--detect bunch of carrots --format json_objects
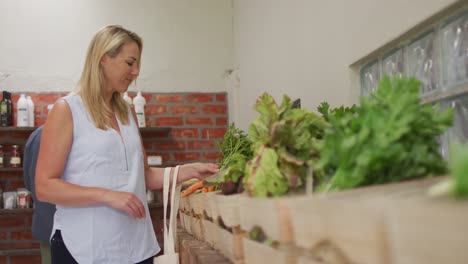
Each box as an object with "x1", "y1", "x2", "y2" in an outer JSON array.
[{"x1": 181, "y1": 181, "x2": 216, "y2": 197}]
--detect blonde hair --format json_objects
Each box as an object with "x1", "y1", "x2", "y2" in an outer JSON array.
[{"x1": 77, "y1": 25, "x2": 143, "y2": 129}]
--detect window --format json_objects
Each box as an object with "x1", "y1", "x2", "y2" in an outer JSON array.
[{"x1": 359, "y1": 7, "x2": 468, "y2": 157}]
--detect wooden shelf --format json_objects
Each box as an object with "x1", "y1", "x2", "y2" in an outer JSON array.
[
  {"x1": 0, "y1": 126, "x2": 36, "y2": 132},
  {"x1": 0, "y1": 167, "x2": 23, "y2": 172},
  {"x1": 0, "y1": 208, "x2": 33, "y2": 214}
]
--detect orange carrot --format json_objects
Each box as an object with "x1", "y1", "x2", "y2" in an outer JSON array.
[
  {"x1": 181, "y1": 181, "x2": 204, "y2": 197},
  {"x1": 208, "y1": 185, "x2": 216, "y2": 192},
  {"x1": 202, "y1": 187, "x2": 209, "y2": 193}
]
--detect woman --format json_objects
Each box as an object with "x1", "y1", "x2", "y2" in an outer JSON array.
[{"x1": 35, "y1": 25, "x2": 219, "y2": 264}]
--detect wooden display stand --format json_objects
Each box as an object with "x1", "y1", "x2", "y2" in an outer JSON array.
[{"x1": 179, "y1": 176, "x2": 468, "y2": 264}]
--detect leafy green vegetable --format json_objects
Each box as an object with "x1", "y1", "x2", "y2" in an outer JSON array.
[
  {"x1": 244, "y1": 147, "x2": 289, "y2": 197},
  {"x1": 244, "y1": 93, "x2": 328, "y2": 197},
  {"x1": 317, "y1": 102, "x2": 358, "y2": 122},
  {"x1": 316, "y1": 76, "x2": 453, "y2": 191},
  {"x1": 452, "y1": 145, "x2": 468, "y2": 198},
  {"x1": 428, "y1": 143, "x2": 468, "y2": 199},
  {"x1": 217, "y1": 123, "x2": 253, "y2": 183}
]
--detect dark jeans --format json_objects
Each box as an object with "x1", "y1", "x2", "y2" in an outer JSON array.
[{"x1": 50, "y1": 230, "x2": 154, "y2": 264}]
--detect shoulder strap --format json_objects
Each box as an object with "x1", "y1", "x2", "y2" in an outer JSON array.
[{"x1": 162, "y1": 165, "x2": 182, "y2": 254}]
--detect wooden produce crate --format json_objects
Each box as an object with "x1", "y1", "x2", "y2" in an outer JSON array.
[
  {"x1": 288, "y1": 177, "x2": 446, "y2": 264},
  {"x1": 189, "y1": 192, "x2": 204, "y2": 216},
  {"x1": 212, "y1": 224, "x2": 244, "y2": 264},
  {"x1": 201, "y1": 191, "x2": 219, "y2": 221},
  {"x1": 190, "y1": 214, "x2": 204, "y2": 241},
  {"x1": 290, "y1": 197, "x2": 388, "y2": 264},
  {"x1": 243, "y1": 237, "x2": 301, "y2": 264},
  {"x1": 180, "y1": 212, "x2": 193, "y2": 235},
  {"x1": 387, "y1": 198, "x2": 468, "y2": 264},
  {"x1": 214, "y1": 193, "x2": 243, "y2": 228},
  {"x1": 239, "y1": 196, "x2": 294, "y2": 243},
  {"x1": 201, "y1": 219, "x2": 219, "y2": 248},
  {"x1": 179, "y1": 195, "x2": 191, "y2": 214}
]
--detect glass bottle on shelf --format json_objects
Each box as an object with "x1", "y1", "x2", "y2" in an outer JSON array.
[
  {"x1": 10, "y1": 145, "x2": 21, "y2": 168},
  {"x1": 0, "y1": 144, "x2": 4, "y2": 168}
]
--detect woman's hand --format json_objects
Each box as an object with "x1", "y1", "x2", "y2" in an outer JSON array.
[
  {"x1": 99, "y1": 190, "x2": 146, "y2": 219},
  {"x1": 179, "y1": 163, "x2": 219, "y2": 182}
]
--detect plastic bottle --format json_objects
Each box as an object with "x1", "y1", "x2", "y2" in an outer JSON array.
[
  {"x1": 133, "y1": 91, "x2": 146, "y2": 128},
  {"x1": 123, "y1": 92, "x2": 133, "y2": 106},
  {"x1": 16, "y1": 94, "x2": 28, "y2": 127},
  {"x1": 26, "y1": 95, "x2": 34, "y2": 127}
]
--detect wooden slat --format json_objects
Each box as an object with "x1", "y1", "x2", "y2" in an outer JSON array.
[{"x1": 387, "y1": 198, "x2": 468, "y2": 264}]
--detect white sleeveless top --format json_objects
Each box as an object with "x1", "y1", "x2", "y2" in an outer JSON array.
[{"x1": 52, "y1": 94, "x2": 160, "y2": 264}]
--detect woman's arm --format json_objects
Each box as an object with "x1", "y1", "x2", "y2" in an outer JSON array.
[
  {"x1": 129, "y1": 109, "x2": 219, "y2": 190},
  {"x1": 35, "y1": 100, "x2": 145, "y2": 219},
  {"x1": 144, "y1": 162, "x2": 219, "y2": 190}
]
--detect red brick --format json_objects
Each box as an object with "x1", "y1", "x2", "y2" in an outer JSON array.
[
  {"x1": 7, "y1": 180, "x2": 25, "y2": 190},
  {"x1": 0, "y1": 242, "x2": 39, "y2": 250},
  {"x1": 146, "y1": 105, "x2": 167, "y2": 115},
  {"x1": 216, "y1": 94, "x2": 227, "y2": 102},
  {"x1": 142, "y1": 93, "x2": 153, "y2": 103},
  {"x1": 24, "y1": 215, "x2": 33, "y2": 226},
  {"x1": 155, "y1": 117, "x2": 183, "y2": 126},
  {"x1": 185, "y1": 117, "x2": 213, "y2": 126},
  {"x1": 0, "y1": 217, "x2": 26, "y2": 228},
  {"x1": 154, "y1": 94, "x2": 183, "y2": 103},
  {"x1": 11, "y1": 229, "x2": 33, "y2": 240},
  {"x1": 140, "y1": 130, "x2": 170, "y2": 138},
  {"x1": 203, "y1": 152, "x2": 221, "y2": 161},
  {"x1": 201, "y1": 128, "x2": 227, "y2": 139},
  {"x1": 171, "y1": 105, "x2": 199, "y2": 115},
  {"x1": 216, "y1": 117, "x2": 228, "y2": 126},
  {"x1": 187, "y1": 140, "x2": 217, "y2": 150},
  {"x1": 0, "y1": 171, "x2": 23, "y2": 179},
  {"x1": 201, "y1": 104, "x2": 227, "y2": 115},
  {"x1": 30, "y1": 94, "x2": 60, "y2": 104},
  {"x1": 0, "y1": 231, "x2": 7, "y2": 240},
  {"x1": 0, "y1": 256, "x2": 6, "y2": 264},
  {"x1": 143, "y1": 141, "x2": 154, "y2": 150},
  {"x1": 10, "y1": 94, "x2": 20, "y2": 103},
  {"x1": 145, "y1": 117, "x2": 152, "y2": 127},
  {"x1": 155, "y1": 141, "x2": 186, "y2": 151},
  {"x1": 9, "y1": 131, "x2": 31, "y2": 140},
  {"x1": 42, "y1": 105, "x2": 51, "y2": 115},
  {"x1": 35, "y1": 117, "x2": 47, "y2": 126},
  {"x1": 10, "y1": 255, "x2": 42, "y2": 264},
  {"x1": 173, "y1": 153, "x2": 201, "y2": 162},
  {"x1": 186, "y1": 94, "x2": 214, "y2": 103},
  {"x1": 170, "y1": 128, "x2": 199, "y2": 138}
]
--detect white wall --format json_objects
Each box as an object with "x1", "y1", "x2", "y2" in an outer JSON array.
[
  {"x1": 232, "y1": 0, "x2": 459, "y2": 130},
  {"x1": 0, "y1": 0, "x2": 233, "y2": 93}
]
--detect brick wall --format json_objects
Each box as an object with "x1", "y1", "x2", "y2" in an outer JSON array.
[{"x1": 0, "y1": 91, "x2": 227, "y2": 263}]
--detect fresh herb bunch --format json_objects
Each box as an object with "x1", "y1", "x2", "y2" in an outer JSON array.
[
  {"x1": 317, "y1": 102, "x2": 358, "y2": 122},
  {"x1": 316, "y1": 76, "x2": 453, "y2": 191},
  {"x1": 244, "y1": 93, "x2": 328, "y2": 197},
  {"x1": 217, "y1": 123, "x2": 253, "y2": 183}
]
